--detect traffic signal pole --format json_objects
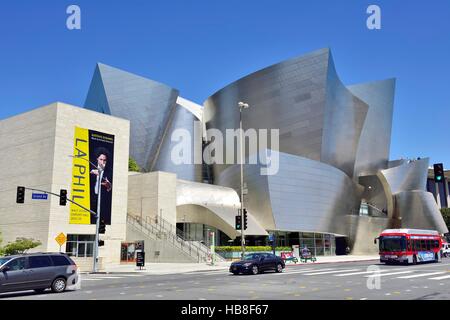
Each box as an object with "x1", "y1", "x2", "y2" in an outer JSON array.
[
  {"x1": 239, "y1": 105, "x2": 246, "y2": 259},
  {"x1": 93, "y1": 169, "x2": 103, "y2": 273}
]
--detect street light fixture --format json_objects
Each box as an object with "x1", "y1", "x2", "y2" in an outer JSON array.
[
  {"x1": 69, "y1": 154, "x2": 104, "y2": 273},
  {"x1": 238, "y1": 101, "x2": 250, "y2": 258}
]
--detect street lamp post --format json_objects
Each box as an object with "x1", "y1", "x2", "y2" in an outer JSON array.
[
  {"x1": 238, "y1": 101, "x2": 250, "y2": 258},
  {"x1": 70, "y1": 155, "x2": 104, "y2": 273}
]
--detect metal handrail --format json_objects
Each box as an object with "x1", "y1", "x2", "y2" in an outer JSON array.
[
  {"x1": 127, "y1": 214, "x2": 224, "y2": 262},
  {"x1": 127, "y1": 214, "x2": 210, "y2": 262}
]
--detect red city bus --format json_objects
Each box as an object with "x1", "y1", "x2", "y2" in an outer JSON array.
[{"x1": 375, "y1": 229, "x2": 443, "y2": 265}]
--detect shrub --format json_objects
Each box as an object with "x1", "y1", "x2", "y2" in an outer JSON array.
[{"x1": 2, "y1": 238, "x2": 42, "y2": 256}]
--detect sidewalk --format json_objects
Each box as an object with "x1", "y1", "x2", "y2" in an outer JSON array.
[{"x1": 87, "y1": 255, "x2": 379, "y2": 275}]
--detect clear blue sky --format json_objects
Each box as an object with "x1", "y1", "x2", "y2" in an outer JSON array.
[{"x1": 0, "y1": 0, "x2": 449, "y2": 168}]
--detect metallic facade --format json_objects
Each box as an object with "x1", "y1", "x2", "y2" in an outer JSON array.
[
  {"x1": 84, "y1": 48, "x2": 448, "y2": 254},
  {"x1": 84, "y1": 63, "x2": 203, "y2": 181}
]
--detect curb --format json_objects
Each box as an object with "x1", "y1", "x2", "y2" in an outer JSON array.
[
  {"x1": 79, "y1": 258, "x2": 380, "y2": 274},
  {"x1": 285, "y1": 258, "x2": 380, "y2": 268}
]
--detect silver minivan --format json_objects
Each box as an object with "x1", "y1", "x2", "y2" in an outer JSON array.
[{"x1": 0, "y1": 253, "x2": 80, "y2": 295}]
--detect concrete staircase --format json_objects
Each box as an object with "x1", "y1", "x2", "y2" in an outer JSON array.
[{"x1": 127, "y1": 214, "x2": 225, "y2": 263}]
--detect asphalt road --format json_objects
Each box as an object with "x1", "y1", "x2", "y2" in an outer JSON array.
[{"x1": 2, "y1": 258, "x2": 450, "y2": 300}]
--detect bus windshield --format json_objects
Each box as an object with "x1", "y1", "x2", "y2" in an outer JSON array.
[{"x1": 379, "y1": 236, "x2": 406, "y2": 252}]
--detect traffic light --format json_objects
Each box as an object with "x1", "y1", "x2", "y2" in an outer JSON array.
[
  {"x1": 243, "y1": 208, "x2": 248, "y2": 230},
  {"x1": 434, "y1": 163, "x2": 444, "y2": 182},
  {"x1": 59, "y1": 189, "x2": 67, "y2": 206},
  {"x1": 16, "y1": 186, "x2": 25, "y2": 204},
  {"x1": 99, "y1": 218, "x2": 106, "y2": 234},
  {"x1": 98, "y1": 240, "x2": 105, "y2": 247},
  {"x1": 235, "y1": 215, "x2": 242, "y2": 230}
]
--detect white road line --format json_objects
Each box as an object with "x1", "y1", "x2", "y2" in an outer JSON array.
[
  {"x1": 275, "y1": 268, "x2": 335, "y2": 276},
  {"x1": 429, "y1": 274, "x2": 450, "y2": 280},
  {"x1": 335, "y1": 270, "x2": 395, "y2": 277},
  {"x1": 304, "y1": 269, "x2": 361, "y2": 276},
  {"x1": 116, "y1": 274, "x2": 145, "y2": 277},
  {"x1": 365, "y1": 271, "x2": 413, "y2": 278},
  {"x1": 396, "y1": 272, "x2": 447, "y2": 279},
  {"x1": 88, "y1": 276, "x2": 124, "y2": 279},
  {"x1": 81, "y1": 279, "x2": 103, "y2": 281}
]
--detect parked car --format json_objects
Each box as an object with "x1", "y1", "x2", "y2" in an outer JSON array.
[
  {"x1": 0, "y1": 253, "x2": 79, "y2": 295},
  {"x1": 229, "y1": 252, "x2": 285, "y2": 275}
]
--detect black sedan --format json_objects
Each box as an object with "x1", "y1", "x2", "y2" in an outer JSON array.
[{"x1": 229, "y1": 253, "x2": 285, "y2": 275}]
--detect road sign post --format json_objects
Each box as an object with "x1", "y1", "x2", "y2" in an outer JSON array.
[{"x1": 55, "y1": 233, "x2": 67, "y2": 253}]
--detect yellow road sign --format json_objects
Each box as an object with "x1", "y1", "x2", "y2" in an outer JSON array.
[{"x1": 55, "y1": 233, "x2": 67, "y2": 247}]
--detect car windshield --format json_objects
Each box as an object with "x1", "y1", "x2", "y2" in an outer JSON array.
[
  {"x1": 380, "y1": 236, "x2": 406, "y2": 252},
  {"x1": 0, "y1": 257, "x2": 12, "y2": 266},
  {"x1": 243, "y1": 253, "x2": 261, "y2": 261}
]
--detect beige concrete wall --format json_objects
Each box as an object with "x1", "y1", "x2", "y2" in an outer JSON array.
[
  {"x1": 0, "y1": 104, "x2": 57, "y2": 250},
  {"x1": 126, "y1": 224, "x2": 197, "y2": 263},
  {"x1": 128, "y1": 171, "x2": 177, "y2": 226},
  {"x1": 0, "y1": 102, "x2": 130, "y2": 266}
]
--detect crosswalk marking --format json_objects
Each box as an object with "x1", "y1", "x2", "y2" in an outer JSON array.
[
  {"x1": 304, "y1": 269, "x2": 361, "y2": 276},
  {"x1": 429, "y1": 274, "x2": 450, "y2": 280},
  {"x1": 335, "y1": 270, "x2": 394, "y2": 277},
  {"x1": 396, "y1": 272, "x2": 447, "y2": 279},
  {"x1": 365, "y1": 271, "x2": 413, "y2": 278}
]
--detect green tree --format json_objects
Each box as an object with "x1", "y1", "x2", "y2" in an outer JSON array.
[
  {"x1": 441, "y1": 208, "x2": 450, "y2": 229},
  {"x1": 2, "y1": 238, "x2": 42, "y2": 256},
  {"x1": 128, "y1": 157, "x2": 141, "y2": 172}
]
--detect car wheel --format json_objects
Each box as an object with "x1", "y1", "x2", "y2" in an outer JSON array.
[
  {"x1": 276, "y1": 263, "x2": 283, "y2": 273},
  {"x1": 51, "y1": 277, "x2": 67, "y2": 293},
  {"x1": 34, "y1": 289, "x2": 46, "y2": 294},
  {"x1": 251, "y1": 265, "x2": 259, "y2": 275}
]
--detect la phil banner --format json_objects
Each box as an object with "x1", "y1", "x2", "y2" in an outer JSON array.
[{"x1": 70, "y1": 127, "x2": 115, "y2": 225}]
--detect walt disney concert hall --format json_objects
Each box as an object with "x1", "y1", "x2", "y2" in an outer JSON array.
[{"x1": 84, "y1": 48, "x2": 448, "y2": 255}]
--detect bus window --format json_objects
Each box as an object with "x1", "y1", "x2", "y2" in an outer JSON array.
[
  {"x1": 421, "y1": 240, "x2": 426, "y2": 250},
  {"x1": 426, "y1": 241, "x2": 431, "y2": 250}
]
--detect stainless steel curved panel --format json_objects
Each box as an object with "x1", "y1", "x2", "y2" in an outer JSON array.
[
  {"x1": 396, "y1": 191, "x2": 449, "y2": 234},
  {"x1": 84, "y1": 63, "x2": 179, "y2": 171},
  {"x1": 204, "y1": 48, "x2": 331, "y2": 181},
  {"x1": 349, "y1": 79, "x2": 396, "y2": 177},
  {"x1": 214, "y1": 151, "x2": 362, "y2": 235},
  {"x1": 321, "y1": 55, "x2": 369, "y2": 177},
  {"x1": 204, "y1": 48, "x2": 369, "y2": 181},
  {"x1": 176, "y1": 179, "x2": 267, "y2": 236},
  {"x1": 380, "y1": 158, "x2": 429, "y2": 194},
  {"x1": 153, "y1": 105, "x2": 203, "y2": 182}
]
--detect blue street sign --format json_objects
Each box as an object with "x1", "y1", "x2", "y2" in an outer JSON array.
[{"x1": 32, "y1": 193, "x2": 48, "y2": 200}]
